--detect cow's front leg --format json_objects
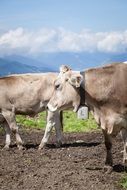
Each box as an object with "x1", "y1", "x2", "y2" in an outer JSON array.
[
  {"x1": 38, "y1": 111, "x2": 55, "y2": 150},
  {"x1": 102, "y1": 129, "x2": 113, "y2": 173},
  {"x1": 120, "y1": 128, "x2": 127, "y2": 165},
  {"x1": 54, "y1": 112, "x2": 64, "y2": 147}
]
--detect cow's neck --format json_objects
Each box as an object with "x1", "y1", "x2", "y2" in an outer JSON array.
[{"x1": 80, "y1": 70, "x2": 99, "y2": 111}]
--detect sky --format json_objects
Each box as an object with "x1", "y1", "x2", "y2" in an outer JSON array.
[{"x1": 0, "y1": 0, "x2": 127, "y2": 57}]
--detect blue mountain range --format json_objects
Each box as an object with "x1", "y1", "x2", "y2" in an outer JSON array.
[{"x1": 0, "y1": 52, "x2": 127, "y2": 76}]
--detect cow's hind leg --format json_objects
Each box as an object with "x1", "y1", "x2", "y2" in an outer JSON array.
[
  {"x1": 102, "y1": 129, "x2": 113, "y2": 173},
  {"x1": 2, "y1": 121, "x2": 11, "y2": 150},
  {"x1": 2, "y1": 110, "x2": 23, "y2": 150},
  {"x1": 120, "y1": 128, "x2": 127, "y2": 165}
]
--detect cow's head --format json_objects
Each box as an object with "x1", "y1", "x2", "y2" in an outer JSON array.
[{"x1": 48, "y1": 65, "x2": 83, "y2": 112}]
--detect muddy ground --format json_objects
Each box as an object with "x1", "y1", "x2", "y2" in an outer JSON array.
[{"x1": 0, "y1": 128, "x2": 126, "y2": 190}]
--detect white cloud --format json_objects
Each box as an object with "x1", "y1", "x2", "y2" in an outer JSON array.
[
  {"x1": 0, "y1": 27, "x2": 127, "y2": 56},
  {"x1": 97, "y1": 32, "x2": 127, "y2": 52}
]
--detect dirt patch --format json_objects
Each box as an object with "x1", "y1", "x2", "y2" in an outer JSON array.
[{"x1": 0, "y1": 129, "x2": 125, "y2": 190}]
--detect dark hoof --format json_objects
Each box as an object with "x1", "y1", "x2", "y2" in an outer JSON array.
[
  {"x1": 55, "y1": 141, "x2": 62, "y2": 148},
  {"x1": 103, "y1": 165, "x2": 113, "y2": 174}
]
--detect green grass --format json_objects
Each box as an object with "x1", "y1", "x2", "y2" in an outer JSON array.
[
  {"x1": 120, "y1": 175, "x2": 127, "y2": 189},
  {"x1": 16, "y1": 112, "x2": 46, "y2": 129},
  {"x1": 16, "y1": 111, "x2": 98, "y2": 132},
  {"x1": 63, "y1": 111, "x2": 98, "y2": 132}
]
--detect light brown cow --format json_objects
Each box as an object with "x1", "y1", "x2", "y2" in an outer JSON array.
[
  {"x1": 0, "y1": 73, "x2": 63, "y2": 150},
  {"x1": 48, "y1": 63, "x2": 127, "y2": 172}
]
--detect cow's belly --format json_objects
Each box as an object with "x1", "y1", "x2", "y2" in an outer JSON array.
[
  {"x1": 0, "y1": 114, "x2": 5, "y2": 123},
  {"x1": 15, "y1": 101, "x2": 47, "y2": 116},
  {"x1": 101, "y1": 112, "x2": 127, "y2": 136},
  {"x1": 111, "y1": 119, "x2": 127, "y2": 136}
]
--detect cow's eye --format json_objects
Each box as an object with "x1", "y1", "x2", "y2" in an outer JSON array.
[{"x1": 55, "y1": 84, "x2": 60, "y2": 90}]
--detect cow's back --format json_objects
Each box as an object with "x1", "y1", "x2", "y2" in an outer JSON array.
[
  {"x1": 82, "y1": 63, "x2": 127, "y2": 108},
  {"x1": 0, "y1": 73, "x2": 58, "y2": 114}
]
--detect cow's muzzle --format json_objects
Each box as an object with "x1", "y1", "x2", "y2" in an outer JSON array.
[{"x1": 47, "y1": 103, "x2": 58, "y2": 112}]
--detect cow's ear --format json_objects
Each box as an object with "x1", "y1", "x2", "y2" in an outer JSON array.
[
  {"x1": 59, "y1": 65, "x2": 72, "y2": 74},
  {"x1": 68, "y1": 75, "x2": 83, "y2": 88}
]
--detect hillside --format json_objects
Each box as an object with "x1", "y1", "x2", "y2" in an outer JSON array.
[{"x1": 0, "y1": 58, "x2": 48, "y2": 76}]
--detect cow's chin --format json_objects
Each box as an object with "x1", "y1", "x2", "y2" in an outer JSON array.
[
  {"x1": 47, "y1": 103, "x2": 58, "y2": 112},
  {"x1": 60, "y1": 104, "x2": 79, "y2": 112},
  {"x1": 47, "y1": 103, "x2": 79, "y2": 113}
]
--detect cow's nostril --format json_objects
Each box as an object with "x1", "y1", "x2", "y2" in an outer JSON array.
[{"x1": 47, "y1": 103, "x2": 50, "y2": 110}]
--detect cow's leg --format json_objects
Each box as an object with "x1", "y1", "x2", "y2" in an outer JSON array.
[
  {"x1": 2, "y1": 121, "x2": 11, "y2": 150},
  {"x1": 54, "y1": 111, "x2": 63, "y2": 147},
  {"x1": 39, "y1": 111, "x2": 63, "y2": 149},
  {"x1": 38, "y1": 111, "x2": 55, "y2": 150},
  {"x1": 120, "y1": 128, "x2": 127, "y2": 164},
  {"x1": 102, "y1": 129, "x2": 113, "y2": 173},
  {"x1": 2, "y1": 110, "x2": 23, "y2": 150}
]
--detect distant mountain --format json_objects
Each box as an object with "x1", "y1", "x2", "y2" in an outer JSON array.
[
  {"x1": 107, "y1": 53, "x2": 127, "y2": 63},
  {"x1": 5, "y1": 55, "x2": 56, "y2": 72},
  {"x1": 0, "y1": 58, "x2": 41, "y2": 76},
  {"x1": 36, "y1": 52, "x2": 127, "y2": 71},
  {"x1": 3, "y1": 52, "x2": 113, "y2": 72},
  {"x1": 1, "y1": 52, "x2": 127, "y2": 76}
]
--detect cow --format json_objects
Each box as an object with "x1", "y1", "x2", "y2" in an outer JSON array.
[
  {"x1": 0, "y1": 73, "x2": 63, "y2": 150},
  {"x1": 48, "y1": 63, "x2": 127, "y2": 172}
]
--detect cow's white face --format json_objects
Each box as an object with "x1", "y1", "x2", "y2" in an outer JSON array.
[{"x1": 48, "y1": 65, "x2": 83, "y2": 112}]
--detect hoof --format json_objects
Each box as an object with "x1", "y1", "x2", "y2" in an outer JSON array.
[
  {"x1": 18, "y1": 145, "x2": 25, "y2": 150},
  {"x1": 55, "y1": 141, "x2": 62, "y2": 148},
  {"x1": 2, "y1": 145, "x2": 10, "y2": 151},
  {"x1": 38, "y1": 143, "x2": 46, "y2": 150},
  {"x1": 123, "y1": 157, "x2": 127, "y2": 165},
  {"x1": 103, "y1": 165, "x2": 113, "y2": 174}
]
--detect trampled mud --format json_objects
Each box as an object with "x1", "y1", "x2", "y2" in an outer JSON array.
[{"x1": 0, "y1": 129, "x2": 125, "y2": 190}]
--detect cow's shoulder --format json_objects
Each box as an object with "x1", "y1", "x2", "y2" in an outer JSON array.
[
  {"x1": 85, "y1": 62, "x2": 121, "y2": 75},
  {"x1": 83, "y1": 63, "x2": 127, "y2": 105},
  {"x1": 84, "y1": 62, "x2": 126, "y2": 86}
]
